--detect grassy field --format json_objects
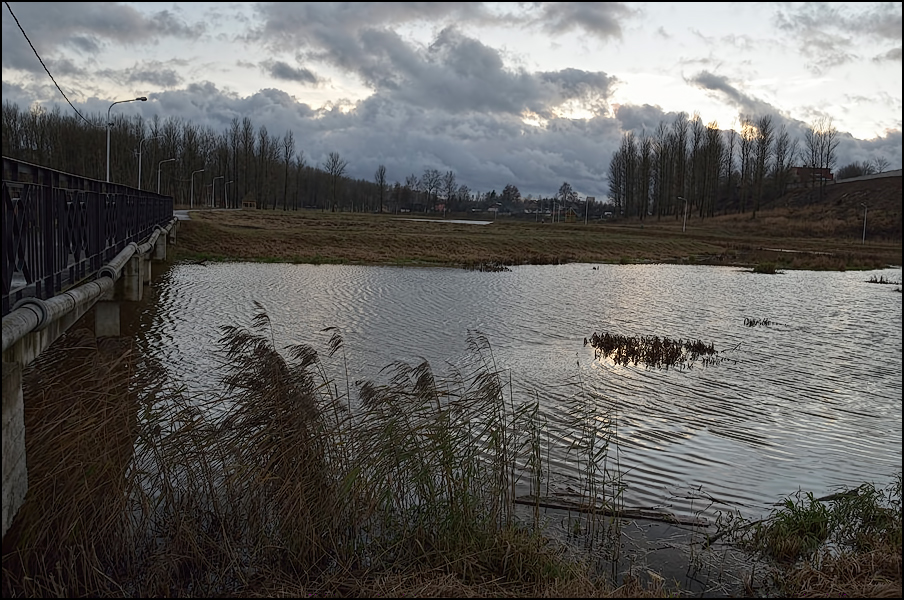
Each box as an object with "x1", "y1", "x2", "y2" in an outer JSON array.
[{"x1": 172, "y1": 206, "x2": 902, "y2": 272}]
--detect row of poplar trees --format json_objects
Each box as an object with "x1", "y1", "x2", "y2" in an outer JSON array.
[{"x1": 606, "y1": 112, "x2": 840, "y2": 221}]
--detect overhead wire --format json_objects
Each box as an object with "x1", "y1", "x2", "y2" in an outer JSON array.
[{"x1": 3, "y1": 1, "x2": 97, "y2": 127}]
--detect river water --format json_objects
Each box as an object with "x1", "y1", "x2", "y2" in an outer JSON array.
[{"x1": 129, "y1": 261, "x2": 903, "y2": 525}]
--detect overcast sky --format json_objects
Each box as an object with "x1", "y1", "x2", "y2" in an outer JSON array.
[{"x1": 2, "y1": 2, "x2": 901, "y2": 199}]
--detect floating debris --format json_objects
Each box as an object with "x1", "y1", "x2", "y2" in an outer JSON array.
[
  {"x1": 744, "y1": 317, "x2": 772, "y2": 327},
  {"x1": 586, "y1": 331, "x2": 720, "y2": 369},
  {"x1": 867, "y1": 275, "x2": 900, "y2": 285},
  {"x1": 464, "y1": 261, "x2": 511, "y2": 272}
]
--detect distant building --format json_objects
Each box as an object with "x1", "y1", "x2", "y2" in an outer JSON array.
[
  {"x1": 564, "y1": 206, "x2": 580, "y2": 222},
  {"x1": 790, "y1": 167, "x2": 834, "y2": 187}
]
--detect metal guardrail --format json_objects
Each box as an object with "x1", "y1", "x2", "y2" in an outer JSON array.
[{"x1": 2, "y1": 156, "x2": 174, "y2": 317}]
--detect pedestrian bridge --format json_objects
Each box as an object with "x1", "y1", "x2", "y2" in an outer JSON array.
[{"x1": 2, "y1": 156, "x2": 176, "y2": 539}]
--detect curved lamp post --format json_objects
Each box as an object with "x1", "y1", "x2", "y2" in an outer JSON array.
[
  {"x1": 190, "y1": 168, "x2": 205, "y2": 209},
  {"x1": 225, "y1": 180, "x2": 234, "y2": 209},
  {"x1": 678, "y1": 196, "x2": 688, "y2": 232},
  {"x1": 106, "y1": 96, "x2": 147, "y2": 182},
  {"x1": 137, "y1": 134, "x2": 163, "y2": 189},
  {"x1": 212, "y1": 175, "x2": 225, "y2": 208},
  {"x1": 860, "y1": 203, "x2": 868, "y2": 244},
  {"x1": 157, "y1": 158, "x2": 176, "y2": 194}
]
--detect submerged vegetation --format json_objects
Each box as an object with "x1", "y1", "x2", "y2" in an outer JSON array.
[
  {"x1": 585, "y1": 332, "x2": 720, "y2": 369},
  {"x1": 2, "y1": 306, "x2": 900, "y2": 598}
]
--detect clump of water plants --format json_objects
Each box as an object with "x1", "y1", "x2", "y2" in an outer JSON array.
[
  {"x1": 752, "y1": 262, "x2": 780, "y2": 274},
  {"x1": 713, "y1": 473, "x2": 902, "y2": 597},
  {"x1": 464, "y1": 260, "x2": 512, "y2": 272},
  {"x1": 585, "y1": 332, "x2": 720, "y2": 369}
]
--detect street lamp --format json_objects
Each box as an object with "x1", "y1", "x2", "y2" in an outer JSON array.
[
  {"x1": 157, "y1": 158, "x2": 175, "y2": 194},
  {"x1": 225, "y1": 180, "x2": 234, "y2": 208},
  {"x1": 190, "y1": 168, "x2": 205, "y2": 209},
  {"x1": 106, "y1": 96, "x2": 147, "y2": 182},
  {"x1": 678, "y1": 196, "x2": 688, "y2": 232},
  {"x1": 860, "y1": 203, "x2": 868, "y2": 244},
  {"x1": 137, "y1": 134, "x2": 163, "y2": 189},
  {"x1": 212, "y1": 175, "x2": 225, "y2": 208}
]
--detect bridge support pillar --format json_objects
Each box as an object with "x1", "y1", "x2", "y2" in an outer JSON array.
[
  {"x1": 154, "y1": 234, "x2": 167, "y2": 260},
  {"x1": 95, "y1": 301, "x2": 121, "y2": 338},
  {"x1": 142, "y1": 253, "x2": 152, "y2": 285},
  {"x1": 2, "y1": 362, "x2": 27, "y2": 539},
  {"x1": 123, "y1": 254, "x2": 143, "y2": 302}
]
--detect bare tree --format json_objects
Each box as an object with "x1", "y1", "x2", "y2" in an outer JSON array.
[
  {"x1": 652, "y1": 121, "x2": 671, "y2": 219},
  {"x1": 442, "y1": 170, "x2": 456, "y2": 212},
  {"x1": 293, "y1": 151, "x2": 306, "y2": 210},
  {"x1": 701, "y1": 120, "x2": 723, "y2": 217},
  {"x1": 738, "y1": 115, "x2": 755, "y2": 213},
  {"x1": 771, "y1": 124, "x2": 796, "y2": 199},
  {"x1": 405, "y1": 173, "x2": 419, "y2": 211},
  {"x1": 323, "y1": 151, "x2": 348, "y2": 212},
  {"x1": 639, "y1": 133, "x2": 653, "y2": 220},
  {"x1": 282, "y1": 130, "x2": 295, "y2": 211},
  {"x1": 723, "y1": 126, "x2": 737, "y2": 215},
  {"x1": 374, "y1": 164, "x2": 387, "y2": 214},
  {"x1": 804, "y1": 116, "x2": 840, "y2": 200},
  {"x1": 557, "y1": 181, "x2": 576, "y2": 221},
  {"x1": 456, "y1": 184, "x2": 471, "y2": 211},
  {"x1": 239, "y1": 117, "x2": 254, "y2": 204},
  {"x1": 752, "y1": 114, "x2": 774, "y2": 218},
  {"x1": 421, "y1": 168, "x2": 441, "y2": 212},
  {"x1": 871, "y1": 156, "x2": 890, "y2": 173}
]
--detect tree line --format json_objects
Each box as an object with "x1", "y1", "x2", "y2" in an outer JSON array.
[
  {"x1": 607, "y1": 112, "x2": 891, "y2": 222},
  {"x1": 1, "y1": 101, "x2": 540, "y2": 214},
  {"x1": 2, "y1": 101, "x2": 891, "y2": 219}
]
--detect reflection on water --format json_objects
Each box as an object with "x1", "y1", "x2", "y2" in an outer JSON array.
[{"x1": 129, "y1": 262, "x2": 903, "y2": 523}]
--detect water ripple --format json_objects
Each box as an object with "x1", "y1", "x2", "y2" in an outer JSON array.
[{"x1": 127, "y1": 262, "x2": 903, "y2": 522}]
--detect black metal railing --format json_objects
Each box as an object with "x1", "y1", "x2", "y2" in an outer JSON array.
[{"x1": 2, "y1": 156, "x2": 174, "y2": 317}]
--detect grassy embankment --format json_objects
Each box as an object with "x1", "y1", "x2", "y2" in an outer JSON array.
[
  {"x1": 2, "y1": 304, "x2": 901, "y2": 598},
  {"x1": 171, "y1": 205, "x2": 901, "y2": 272}
]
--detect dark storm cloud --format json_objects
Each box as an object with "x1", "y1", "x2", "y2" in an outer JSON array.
[
  {"x1": 264, "y1": 60, "x2": 321, "y2": 85},
  {"x1": 90, "y1": 79, "x2": 618, "y2": 199},
  {"x1": 126, "y1": 67, "x2": 184, "y2": 89},
  {"x1": 532, "y1": 2, "x2": 637, "y2": 39},
  {"x1": 614, "y1": 104, "x2": 672, "y2": 133},
  {"x1": 873, "y1": 47, "x2": 902, "y2": 62},
  {"x1": 687, "y1": 70, "x2": 778, "y2": 118},
  {"x1": 2, "y1": 2, "x2": 205, "y2": 73},
  {"x1": 309, "y1": 23, "x2": 619, "y2": 118},
  {"x1": 249, "y1": 2, "x2": 491, "y2": 50},
  {"x1": 835, "y1": 129, "x2": 903, "y2": 171}
]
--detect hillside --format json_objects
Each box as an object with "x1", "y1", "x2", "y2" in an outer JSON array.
[{"x1": 763, "y1": 173, "x2": 902, "y2": 241}]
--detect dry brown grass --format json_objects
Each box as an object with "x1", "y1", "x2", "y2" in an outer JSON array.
[
  {"x1": 171, "y1": 196, "x2": 901, "y2": 271},
  {"x1": 777, "y1": 543, "x2": 902, "y2": 598}
]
